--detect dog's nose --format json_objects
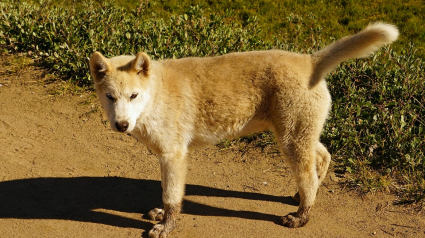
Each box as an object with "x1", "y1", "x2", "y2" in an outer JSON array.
[{"x1": 115, "y1": 121, "x2": 129, "y2": 132}]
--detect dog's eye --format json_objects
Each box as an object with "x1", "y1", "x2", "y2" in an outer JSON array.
[
  {"x1": 106, "y1": 93, "x2": 115, "y2": 101},
  {"x1": 130, "y1": 93, "x2": 138, "y2": 100}
]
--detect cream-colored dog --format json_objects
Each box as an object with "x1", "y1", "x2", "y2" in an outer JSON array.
[{"x1": 90, "y1": 23, "x2": 398, "y2": 237}]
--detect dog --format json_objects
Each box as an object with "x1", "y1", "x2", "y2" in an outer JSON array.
[{"x1": 89, "y1": 22, "x2": 398, "y2": 238}]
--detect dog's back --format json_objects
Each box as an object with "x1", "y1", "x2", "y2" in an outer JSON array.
[{"x1": 150, "y1": 50, "x2": 319, "y2": 146}]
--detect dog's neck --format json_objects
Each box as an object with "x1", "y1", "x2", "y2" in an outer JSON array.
[{"x1": 129, "y1": 61, "x2": 167, "y2": 152}]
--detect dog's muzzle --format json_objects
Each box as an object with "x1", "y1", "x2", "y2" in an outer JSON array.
[{"x1": 115, "y1": 121, "x2": 129, "y2": 132}]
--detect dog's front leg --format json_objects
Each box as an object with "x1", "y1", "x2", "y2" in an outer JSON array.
[{"x1": 148, "y1": 151, "x2": 187, "y2": 238}]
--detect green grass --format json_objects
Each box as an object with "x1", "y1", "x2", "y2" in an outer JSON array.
[
  {"x1": 0, "y1": 0, "x2": 423, "y2": 206},
  {"x1": 26, "y1": 0, "x2": 425, "y2": 58},
  {"x1": 0, "y1": 54, "x2": 33, "y2": 75},
  {"x1": 150, "y1": 0, "x2": 425, "y2": 58},
  {"x1": 324, "y1": 46, "x2": 425, "y2": 204}
]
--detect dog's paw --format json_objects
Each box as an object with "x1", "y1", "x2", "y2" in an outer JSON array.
[
  {"x1": 148, "y1": 208, "x2": 164, "y2": 221},
  {"x1": 149, "y1": 223, "x2": 168, "y2": 238},
  {"x1": 282, "y1": 213, "x2": 309, "y2": 228}
]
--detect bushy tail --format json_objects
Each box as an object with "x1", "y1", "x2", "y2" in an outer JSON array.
[{"x1": 309, "y1": 22, "x2": 399, "y2": 87}]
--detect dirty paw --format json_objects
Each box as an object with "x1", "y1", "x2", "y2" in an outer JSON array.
[
  {"x1": 149, "y1": 223, "x2": 168, "y2": 238},
  {"x1": 282, "y1": 214, "x2": 309, "y2": 228},
  {"x1": 148, "y1": 208, "x2": 164, "y2": 221}
]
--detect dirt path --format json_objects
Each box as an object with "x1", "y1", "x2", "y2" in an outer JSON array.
[{"x1": 0, "y1": 56, "x2": 423, "y2": 238}]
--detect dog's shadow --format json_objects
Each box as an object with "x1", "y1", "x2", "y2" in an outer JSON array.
[{"x1": 0, "y1": 177, "x2": 297, "y2": 231}]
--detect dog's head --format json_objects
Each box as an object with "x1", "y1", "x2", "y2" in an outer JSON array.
[{"x1": 89, "y1": 52, "x2": 152, "y2": 133}]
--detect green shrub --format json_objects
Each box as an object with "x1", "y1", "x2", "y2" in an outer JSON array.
[
  {"x1": 324, "y1": 45, "x2": 424, "y2": 203},
  {"x1": 0, "y1": 1, "x2": 269, "y2": 85}
]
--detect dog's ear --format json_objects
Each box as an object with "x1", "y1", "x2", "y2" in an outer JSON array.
[
  {"x1": 132, "y1": 52, "x2": 150, "y2": 77},
  {"x1": 89, "y1": 52, "x2": 111, "y2": 83}
]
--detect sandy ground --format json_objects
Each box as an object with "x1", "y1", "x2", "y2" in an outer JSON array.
[{"x1": 0, "y1": 55, "x2": 424, "y2": 238}]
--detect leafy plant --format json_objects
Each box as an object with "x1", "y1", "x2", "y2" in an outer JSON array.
[
  {"x1": 323, "y1": 45, "x2": 425, "y2": 204},
  {"x1": 0, "y1": 1, "x2": 268, "y2": 85}
]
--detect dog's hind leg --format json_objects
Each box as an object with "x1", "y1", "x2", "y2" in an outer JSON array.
[
  {"x1": 148, "y1": 149, "x2": 188, "y2": 238},
  {"x1": 316, "y1": 142, "x2": 331, "y2": 184},
  {"x1": 280, "y1": 140, "x2": 319, "y2": 228},
  {"x1": 293, "y1": 142, "x2": 331, "y2": 203}
]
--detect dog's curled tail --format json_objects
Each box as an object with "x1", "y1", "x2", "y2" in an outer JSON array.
[{"x1": 310, "y1": 22, "x2": 399, "y2": 87}]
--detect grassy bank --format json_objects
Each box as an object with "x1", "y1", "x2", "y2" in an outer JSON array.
[
  {"x1": 27, "y1": 0, "x2": 425, "y2": 58},
  {"x1": 0, "y1": 0, "x2": 423, "y2": 205}
]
